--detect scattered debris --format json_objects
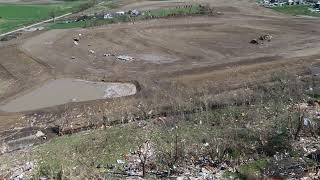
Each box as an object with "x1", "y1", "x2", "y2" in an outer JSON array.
[
  {"x1": 117, "y1": 159, "x2": 125, "y2": 164},
  {"x1": 73, "y1": 37, "x2": 80, "y2": 46},
  {"x1": 123, "y1": 141, "x2": 155, "y2": 177},
  {"x1": 103, "y1": 53, "x2": 112, "y2": 57},
  {"x1": 76, "y1": 15, "x2": 89, "y2": 22},
  {"x1": 265, "y1": 157, "x2": 308, "y2": 179},
  {"x1": 0, "y1": 143, "x2": 9, "y2": 154},
  {"x1": 117, "y1": 55, "x2": 134, "y2": 61},
  {"x1": 250, "y1": 34, "x2": 272, "y2": 45},
  {"x1": 116, "y1": 11, "x2": 125, "y2": 16},
  {"x1": 10, "y1": 161, "x2": 35, "y2": 180},
  {"x1": 303, "y1": 117, "x2": 312, "y2": 126},
  {"x1": 203, "y1": 142, "x2": 210, "y2": 147},
  {"x1": 0, "y1": 33, "x2": 21, "y2": 41},
  {"x1": 130, "y1": 9, "x2": 141, "y2": 17},
  {"x1": 306, "y1": 149, "x2": 320, "y2": 162},
  {"x1": 35, "y1": 131, "x2": 45, "y2": 138},
  {"x1": 24, "y1": 27, "x2": 44, "y2": 32},
  {"x1": 259, "y1": 34, "x2": 272, "y2": 41},
  {"x1": 104, "y1": 13, "x2": 113, "y2": 19},
  {"x1": 250, "y1": 39, "x2": 259, "y2": 45}
]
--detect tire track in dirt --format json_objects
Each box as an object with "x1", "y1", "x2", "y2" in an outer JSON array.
[{"x1": 18, "y1": 45, "x2": 55, "y2": 76}]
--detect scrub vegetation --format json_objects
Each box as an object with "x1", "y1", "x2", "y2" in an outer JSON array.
[{"x1": 4, "y1": 73, "x2": 319, "y2": 179}]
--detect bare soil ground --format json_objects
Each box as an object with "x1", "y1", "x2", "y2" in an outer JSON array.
[
  {"x1": 0, "y1": 0, "x2": 320, "y2": 150},
  {"x1": 20, "y1": 7, "x2": 320, "y2": 91}
]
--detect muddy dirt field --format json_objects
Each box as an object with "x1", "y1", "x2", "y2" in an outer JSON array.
[{"x1": 1, "y1": 0, "x2": 320, "y2": 149}]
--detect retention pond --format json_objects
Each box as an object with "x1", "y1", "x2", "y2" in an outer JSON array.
[{"x1": 0, "y1": 78, "x2": 137, "y2": 112}]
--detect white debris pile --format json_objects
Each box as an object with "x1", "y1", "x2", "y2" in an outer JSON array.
[
  {"x1": 10, "y1": 161, "x2": 35, "y2": 180},
  {"x1": 104, "y1": 53, "x2": 116, "y2": 57},
  {"x1": 73, "y1": 34, "x2": 82, "y2": 46},
  {"x1": 24, "y1": 27, "x2": 44, "y2": 32},
  {"x1": 117, "y1": 55, "x2": 134, "y2": 61},
  {"x1": 292, "y1": 137, "x2": 320, "y2": 157},
  {"x1": 35, "y1": 131, "x2": 45, "y2": 138}
]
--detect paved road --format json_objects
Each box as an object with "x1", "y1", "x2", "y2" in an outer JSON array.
[{"x1": 0, "y1": 13, "x2": 72, "y2": 37}]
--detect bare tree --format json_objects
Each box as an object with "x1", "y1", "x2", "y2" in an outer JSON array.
[
  {"x1": 49, "y1": 10, "x2": 56, "y2": 23},
  {"x1": 137, "y1": 141, "x2": 152, "y2": 177}
]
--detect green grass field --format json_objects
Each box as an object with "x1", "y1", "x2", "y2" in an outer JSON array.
[
  {"x1": 49, "y1": 5, "x2": 205, "y2": 30},
  {"x1": 0, "y1": 1, "x2": 89, "y2": 33},
  {"x1": 272, "y1": 5, "x2": 320, "y2": 17}
]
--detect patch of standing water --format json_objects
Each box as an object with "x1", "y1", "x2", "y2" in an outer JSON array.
[
  {"x1": 0, "y1": 78, "x2": 137, "y2": 112},
  {"x1": 138, "y1": 54, "x2": 178, "y2": 64}
]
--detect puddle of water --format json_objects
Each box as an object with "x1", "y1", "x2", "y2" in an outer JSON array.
[
  {"x1": 0, "y1": 78, "x2": 137, "y2": 112},
  {"x1": 139, "y1": 54, "x2": 178, "y2": 64}
]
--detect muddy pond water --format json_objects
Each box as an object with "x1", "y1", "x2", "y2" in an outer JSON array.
[{"x1": 0, "y1": 78, "x2": 137, "y2": 112}]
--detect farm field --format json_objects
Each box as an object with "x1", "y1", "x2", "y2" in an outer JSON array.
[{"x1": 0, "y1": 0, "x2": 89, "y2": 33}]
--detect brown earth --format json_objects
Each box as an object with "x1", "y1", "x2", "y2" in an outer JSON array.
[{"x1": 0, "y1": 0, "x2": 320, "y2": 147}]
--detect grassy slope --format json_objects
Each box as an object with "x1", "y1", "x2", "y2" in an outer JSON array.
[
  {"x1": 32, "y1": 120, "x2": 221, "y2": 177},
  {"x1": 0, "y1": 1, "x2": 87, "y2": 33},
  {"x1": 272, "y1": 5, "x2": 320, "y2": 17},
  {"x1": 2, "y1": 107, "x2": 240, "y2": 178}
]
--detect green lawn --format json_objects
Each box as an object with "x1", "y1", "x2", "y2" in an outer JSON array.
[
  {"x1": 0, "y1": 1, "x2": 89, "y2": 33},
  {"x1": 272, "y1": 5, "x2": 320, "y2": 17}
]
